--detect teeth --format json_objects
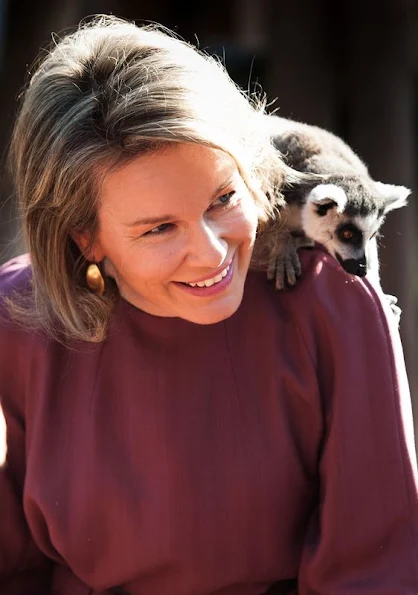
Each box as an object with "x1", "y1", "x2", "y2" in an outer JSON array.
[{"x1": 187, "y1": 265, "x2": 230, "y2": 288}]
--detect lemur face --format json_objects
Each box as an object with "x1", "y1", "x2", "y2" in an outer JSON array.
[{"x1": 301, "y1": 182, "x2": 410, "y2": 277}]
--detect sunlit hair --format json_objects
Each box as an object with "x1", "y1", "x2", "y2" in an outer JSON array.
[{"x1": 9, "y1": 14, "x2": 298, "y2": 342}]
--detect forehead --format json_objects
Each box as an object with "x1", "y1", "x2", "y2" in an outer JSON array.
[
  {"x1": 99, "y1": 143, "x2": 238, "y2": 216},
  {"x1": 105, "y1": 144, "x2": 237, "y2": 188},
  {"x1": 351, "y1": 212, "x2": 382, "y2": 233},
  {"x1": 330, "y1": 175, "x2": 386, "y2": 217}
]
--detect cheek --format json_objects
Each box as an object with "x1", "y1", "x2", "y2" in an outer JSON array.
[
  {"x1": 130, "y1": 245, "x2": 182, "y2": 284},
  {"x1": 101, "y1": 233, "x2": 177, "y2": 286},
  {"x1": 227, "y1": 197, "x2": 259, "y2": 239}
]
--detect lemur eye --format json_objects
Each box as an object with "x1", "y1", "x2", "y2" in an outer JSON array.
[
  {"x1": 316, "y1": 203, "x2": 333, "y2": 217},
  {"x1": 337, "y1": 225, "x2": 362, "y2": 245}
]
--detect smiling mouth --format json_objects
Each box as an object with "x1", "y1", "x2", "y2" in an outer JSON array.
[{"x1": 182, "y1": 265, "x2": 230, "y2": 288}]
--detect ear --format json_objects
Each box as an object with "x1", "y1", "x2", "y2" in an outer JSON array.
[
  {"x1": 307, "y1": 184, "x2": 347, "y2": 213},
  {"x1": 375, "y1": 182, "x2": 411, "y2": 213},
  {"x1": 71, "y1": 231, "x2": 104, "y2": 262}
]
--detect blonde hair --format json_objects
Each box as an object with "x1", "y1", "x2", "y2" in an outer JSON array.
[{"x1": 9, "y1": 14, "x2": 293, "y2": 342}]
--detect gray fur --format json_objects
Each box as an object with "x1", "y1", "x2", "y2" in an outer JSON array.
[{"x1": 261, "y1": 115, "x2": 410, "y2": 310}]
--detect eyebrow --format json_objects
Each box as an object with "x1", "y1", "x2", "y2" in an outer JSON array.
[{"x1": 124, "y1": 177, "x2": 235, "y2": 228}]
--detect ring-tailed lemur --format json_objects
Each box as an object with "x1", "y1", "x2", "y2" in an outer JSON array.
[{"x1": 258, "y1": 115, "x2": 410, "y2": 319}]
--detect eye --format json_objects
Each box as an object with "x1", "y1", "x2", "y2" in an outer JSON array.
[
  {"x1": 337, "y1": 224, "x2": 362, "y2": 245},
  {"x1": 316, "y1": 202, "x2": 334, "y2": 217},
  {"x1": 211, "y1": 191, "x2": 236, "y2": 209},
  {"x1": 143, "y1": 222, "x2": 173, "y2": 236}
]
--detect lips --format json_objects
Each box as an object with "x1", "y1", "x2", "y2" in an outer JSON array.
[
  {"x1": 175, "y1": 258, "x2": 235, "y2": 297},
  {"x1": 185, "y1": 265, "x2": 230, "y2": 288},
  {"x1": 184, "y1": 259, "x2": 233, "y2": 285}
]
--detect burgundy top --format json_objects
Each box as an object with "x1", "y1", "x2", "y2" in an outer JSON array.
[{"x1": 0, "y1": 248, "x2": 417, "y2": 595}]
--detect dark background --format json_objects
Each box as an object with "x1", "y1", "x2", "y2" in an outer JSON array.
[{"x1": 0, "y1": 0, "x2": 417, "y2": 417}]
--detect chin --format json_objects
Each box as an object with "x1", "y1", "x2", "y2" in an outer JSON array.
[{"x1": 182, "y1": 296, "x2": 243, "y2": 325}]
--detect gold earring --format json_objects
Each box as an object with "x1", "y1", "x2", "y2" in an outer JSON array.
[{"x1": 86, "y1": 263, "x2": 105, "y2": 296}]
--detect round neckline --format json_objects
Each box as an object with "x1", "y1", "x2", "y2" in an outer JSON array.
[
  {"x1": 108, "y1": 269, "x2": 268, "y2": 344},
  {"x1": 112, "y1": 294, "x2": 228, "y2": 345}
]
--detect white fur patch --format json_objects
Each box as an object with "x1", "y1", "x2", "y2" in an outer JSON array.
[
  {"x1": 353, "y1": 214, "x2": 380, "y2": 239},
  {"x1": 307, "y1": 184, "x2": 347, "y2": 213},
  {"x1": 301, "y1": 199, "x2": 343, "y2": 252},
  {"x1": 374, "y1": 182, "x2": 410, "y2": 212}
]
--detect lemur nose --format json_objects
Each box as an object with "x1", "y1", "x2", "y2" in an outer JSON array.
[{"x1": 341, "y1": 256, "x2": 367, "y2": 277}]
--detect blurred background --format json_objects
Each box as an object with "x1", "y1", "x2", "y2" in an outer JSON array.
[{"x1": 0, "y1": 0, "x2": 417, "y2": 416}]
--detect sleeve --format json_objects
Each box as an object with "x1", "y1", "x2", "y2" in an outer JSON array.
[
  {"x1": 0, "y1": 396, "x2": 53, "y2": 594},
  {"x1": 293, "y1": 252, "x2": 418, "y2": 594},
  {"x1": 0, "y1": 256, "x2": 53, "y2": 593}
]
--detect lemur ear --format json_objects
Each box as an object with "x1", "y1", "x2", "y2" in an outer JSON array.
[
  {"x1": 307, "y1": 184, "x2": 347, "y2": 213},
  {"x1": 375, "y1": 182, "x2": 411, "y2": 212}
]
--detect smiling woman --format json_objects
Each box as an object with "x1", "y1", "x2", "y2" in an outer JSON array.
[
  {"x1": 74, "y1": 144, "x2": 259, "y2": 324},
  {"x1": 0, "y1": 13, "x2": 417, "y2": 595},
  {"x1": 6, "y1": 14, "x2": 290, "y2": 343}
]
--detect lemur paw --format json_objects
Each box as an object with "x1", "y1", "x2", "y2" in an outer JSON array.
[
  {"x1": 267, "y1": 235, "x2": 313, "y2": 290},
  {"x1": 385, "y1": 294, "x2": 402, "y2": 326}
]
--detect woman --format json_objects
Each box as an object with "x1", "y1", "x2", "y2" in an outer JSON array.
[{"x1": 0, "y1": 14, "x2": 417, "y2": 595}]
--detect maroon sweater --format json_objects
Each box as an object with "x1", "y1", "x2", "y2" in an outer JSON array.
[{"x1": 0, "y1": 248, "x2": 417, "y2": 595}]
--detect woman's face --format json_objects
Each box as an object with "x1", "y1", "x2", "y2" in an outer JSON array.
[{"x1": 87, "y1": 143, "x2": 260, "y2": 324}]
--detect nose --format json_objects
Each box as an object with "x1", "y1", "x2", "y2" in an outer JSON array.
[
  {"x1": 340, "y1": 255, "x2": 367, "y2": 277},
  {"x1": 186, "y1": 221, "x2": 228, "y2": 268}
]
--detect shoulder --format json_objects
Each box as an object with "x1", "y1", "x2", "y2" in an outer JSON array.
[
  {"x1": 275, "y1": 246, "x2": 401, "y2": 368},
  {"x1": 0, "y1": 255, "x2": 71, "y2": 414},
  {"x1": 0, "y1": 253, "x2": 48, "y2": 364},
  {"x1": 0, "y1": 253, "x2": 32, "y2": 300},
  {"x1": 0, "y1": 255, "x2": 36, "y2": 411},
  {"x1": 249, "y1": 246, "x2": 387, "y2": 324},
  {"x1": 0, "y1": 253, "x2": 34, "y2": 337},
  {"x1": 283, "y1": 245, "x2": 390, "y2": 321},
  {"x1": 246, "y1": 245, "x2": 388, "y2": 328}
]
